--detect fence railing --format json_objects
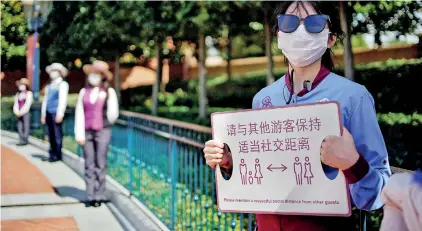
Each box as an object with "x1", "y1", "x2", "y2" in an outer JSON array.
[{"x1": 1, "y1": 104, "x2": 412, "y2": 231}]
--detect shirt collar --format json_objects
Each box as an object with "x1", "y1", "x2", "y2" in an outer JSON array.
[{"x1": 285, "y1": 66, "x2": 331, "y2": 97}]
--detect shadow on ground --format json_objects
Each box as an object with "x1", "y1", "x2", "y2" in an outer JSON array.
[
  {"x1": 54, "y1": 186, "x2": 87, "y2": 202},
  {"x1": 31, "y1": 153, "x2": 50, "y2": 162}
]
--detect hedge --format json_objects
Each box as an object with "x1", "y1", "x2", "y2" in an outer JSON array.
[{"x1": 121, "y1": 58, "x2": 422, "y2": 114}]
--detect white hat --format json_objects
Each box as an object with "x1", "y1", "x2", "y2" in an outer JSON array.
[{"x1": 46, "y1": 63, "x2": 68, "y2": 77}]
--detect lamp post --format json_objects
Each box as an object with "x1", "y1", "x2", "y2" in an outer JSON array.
[{"x1": 22, "y1": 0, "x2": 52, "y2": 102}]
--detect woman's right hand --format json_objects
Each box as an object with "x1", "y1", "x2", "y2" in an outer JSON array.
[
  {"x1": 41, "y1": 116, "x2": 46, "y2": 124},
  {"x1": 203, "y1": 140, "x2": 233, "y2": 169},
  {"x1": 77, "y1": 140, "x2": 85, "y2": 146}
]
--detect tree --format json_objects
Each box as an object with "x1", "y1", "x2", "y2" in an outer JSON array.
[
  {"x1": 246, "y1": 1, "x2": 279, "y2": 86},
  {"x1": 351, "y1": 1, "x2": 422, "y2": 47},
  {"x1": 1, "y1": 0, "x2": 29, "y2": 70},
  {"x1": 177, "y1": 1, "x2": 225, "y2": 119},
  {"x1": 263, "y1": 3, "x2": 275, "y2": 85},
  {"x1": 41, "y1": 1, "x2": 151, "y2": 100},
  {"x1": 144, "y1": 1, "x2": 192, "y2": 116},
  {"x1": 40, "y1": 1, "x2": 85, "y2": 68},
  {"x1": 213, "y1": 2, "x2": 258, "y2": 81},
  {"x1": 339, "y1": 0, "x2": 421, "y2": 80},
  {"x1": 70, "y1": 1, "x2": 150, "y2": 100},
  {"x1": 340, "y1": 1, "x2": 355, "y2": 80}
]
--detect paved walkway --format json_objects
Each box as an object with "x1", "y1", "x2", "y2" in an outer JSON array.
[{"x1": 1, "y1": 135, "x2": 125, "y2": 231}]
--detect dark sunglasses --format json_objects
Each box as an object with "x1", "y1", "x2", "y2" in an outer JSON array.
[{"x1": 277, "y1": 14, "x2": 331, "y2": 34}]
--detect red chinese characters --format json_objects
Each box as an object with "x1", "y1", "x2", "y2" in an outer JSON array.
[
  {"x1": 273, "y1": 139, "x2": 284, "y2": 152},
  {"x1": 250, "y1": 140, "x2": 260, "y2": 153},
  {"x1": 285, "y1": 138, "x2": 297, "y2": 151},
  {"x1": 261, "y1": 139, "x2": 272, "y2": 152},
  {"x1": 296, "y1": 119, "x2": 308, "y2": 132},
  {"x1": 260, "y1": 122, "x2": 271, "y2": 134},
  {"x1": 309, "y1": 117, "x2": 321, "y2": 131},
  {"x1": 238, "y1": 137, "x2": 310, "y2": 153},
  {"x1": 228, "y1": 116, "x2": 321, "y2": 154},
  {"x1": 239, "y1": 141, "x2": 249, "y2": 153},
  {"x1": 227, "y1": 124, "x2": 236, "y2": 136},
  {"x1": 226, "y1": 117, "x2": 321, "y2": 136},
  {"x1": 271, "y1": 120, "x2": 283, "y2": 133},
  {"x1": 283, "y1": 119, "x2": 295, "y2": 133},
  {"x1": 298, "y1": 137, "x2": 310, "y2": 150},
  {"x1": 238, "y1": 124, "x2": 247, "y2": 136},
  {"x1": 248, "y1": 123, "x2": 259, "y2": 135}
]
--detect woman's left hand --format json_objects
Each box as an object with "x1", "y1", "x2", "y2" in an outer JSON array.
[{"x1": 320, "y1": 126, "x2": 359, "y2": 170}]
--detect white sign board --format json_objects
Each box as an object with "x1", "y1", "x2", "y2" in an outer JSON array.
[{"x1": 211, "y1": 102, "x2": 351, "y2": 216}]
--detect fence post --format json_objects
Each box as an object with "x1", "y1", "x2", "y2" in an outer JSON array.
[
  {"x1": 170, "y1": 127, "x2": 178, "y2": 230},
  {"x1": 127, "y1": 117, "x2": 134, "y2": 195}
]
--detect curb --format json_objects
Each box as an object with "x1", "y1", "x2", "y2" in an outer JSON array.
[{"x1": 1, "y1": 130, "x2": 169, "y2": 231}]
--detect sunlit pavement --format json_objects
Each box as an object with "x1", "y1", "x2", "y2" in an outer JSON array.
[{"x1": 1, "y1": 136, "x2": 124, "y2": 231}]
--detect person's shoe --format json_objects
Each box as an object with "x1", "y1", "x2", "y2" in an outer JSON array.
[
  {"x1": 16, "y1": 142, "x2": 26, "y2": 146},
  {"x1": 48, "y1": 156, "x2": 59, "y2": 162},
  {"x1": 93, "y1": 200, "x2": 101, "y2": 207},
  {"x1": 85, "y1": 201, "x2": 92, "y2": 207}
]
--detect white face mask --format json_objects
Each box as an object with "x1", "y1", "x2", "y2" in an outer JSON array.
[
  {"x1": 49, "y1": 71, "x2": 61, "y2": 80},
  {"x1": 18, "y1": 85, "x2": 26, "y2": 91},
  {"x1": 278, "y1": 25, "x2": 330, "y2": 67},
  {"x1": 88, "y1": 73, "x2": 102, "y2": 86}
]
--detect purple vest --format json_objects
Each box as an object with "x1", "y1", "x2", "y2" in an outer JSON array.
[
  {"x1": 18, "y1": 91, "x2": 28, "y2": 109},
  {"x1": 83, "y1": 88, "x2": 106, "y2": 131}
]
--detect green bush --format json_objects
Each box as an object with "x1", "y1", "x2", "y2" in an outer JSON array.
[
  {"x1": 120, "y1": 85, "x2": 152, "y2": 109},
  {"x1": 353, "y1": 59, "x2": 422, "y2": 114},
  {"x1": 377, "y1": 113, "x2": 422, "y2": 170}
]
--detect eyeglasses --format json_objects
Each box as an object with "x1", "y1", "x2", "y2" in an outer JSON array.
[{"x1": 277, "y1": 14, "x2": 331, "y2": 33}]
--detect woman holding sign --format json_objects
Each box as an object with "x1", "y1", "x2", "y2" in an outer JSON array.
[{"x1": 203, "y1": 1, "x2": 391, "y2": 231}]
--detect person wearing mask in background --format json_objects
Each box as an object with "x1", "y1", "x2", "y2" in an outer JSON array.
[
  {"x1": 380, "y1": 170, "x2": 422, "y2": 231},
  {"x1": 13, "y1": 78, "x2": 33, "y2": 146},
  {"x1": 75, "y1": 60, "x2": 119, "y2": 207},
  {"x1": 203, "y1": 1, "x2": 391, "y2": 231},
  {"x1": 41, "y1": 63, "x2": 69, "y2": 162}
]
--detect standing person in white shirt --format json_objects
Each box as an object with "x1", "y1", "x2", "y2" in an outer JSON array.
[
  {"x1": 75, "y1": 60, "x2": 119, "y2": 207},
  {"x1": 41, "y1": 63, "x2": 69, "y2": 162},
  {"x1": 13, "y1": 78, "x2": 33, "y2": 146}
]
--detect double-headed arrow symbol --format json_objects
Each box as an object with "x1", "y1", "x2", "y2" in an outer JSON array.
[{"x1": 267, "y1": 164, "x2": 287, "y2": 172}]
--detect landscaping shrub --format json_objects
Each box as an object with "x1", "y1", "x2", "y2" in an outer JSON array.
[{"x1": 377, "y1": 113, "x2": 422, "y2": 170}]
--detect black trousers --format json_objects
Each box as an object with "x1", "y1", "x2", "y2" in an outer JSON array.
[{"x1": 46, "y1": 112, "x2": 63, "y2": 160}]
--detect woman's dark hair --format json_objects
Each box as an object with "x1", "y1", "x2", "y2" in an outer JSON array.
[{"x1": 273, "y1": 1, "x2": 345, "y2": 71}]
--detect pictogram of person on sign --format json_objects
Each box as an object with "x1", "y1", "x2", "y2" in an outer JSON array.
[
  {"x1": 240, "y1": 159, "x2": 248, "y2": 185},
  {"x1": 254, "y1": 158, "x2": 263, "y2": 184},
  {"x1": 304, "y1": 157, "x2": 314, "y2": 185},
  {"x1": 294, "y1": 157, "x2": 303, "y2": 185}
]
